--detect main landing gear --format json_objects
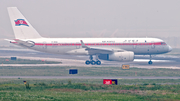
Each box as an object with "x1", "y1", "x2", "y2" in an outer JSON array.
[
  {"x1": 85, "y1": 55, "x2": 101, "y2": 65},
  {"x1": 148, "y1": 55, "x2": 153, "y2": 65}
]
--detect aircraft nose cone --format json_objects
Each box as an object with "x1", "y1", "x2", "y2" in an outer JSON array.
[{"x1": 168, "y1": 46, "x2": 172, "y2": 52}]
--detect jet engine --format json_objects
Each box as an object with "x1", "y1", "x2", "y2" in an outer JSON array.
[{"x1": 98, "y1": 51, "x2": 134, "y2": 62}]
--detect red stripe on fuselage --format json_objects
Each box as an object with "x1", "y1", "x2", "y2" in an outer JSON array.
[
  {"x1": 34, "y1": 42, "x2": 164, "y2": 46},
  {"x1": 10, "y1": 42, "x2": 17, "y2": 44}
]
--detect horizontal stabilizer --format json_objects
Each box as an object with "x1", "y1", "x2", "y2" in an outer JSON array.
[
  {"x1": 4, "y1": 39, "x2": 14, "y2": 42},
  {"x1": 14, "y1": 39, "x2": 35, "y2": 47}
]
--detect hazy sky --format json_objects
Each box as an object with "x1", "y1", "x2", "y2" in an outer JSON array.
[{"x1": 0, "y1": 0, "x2": 180, "y2": 40}]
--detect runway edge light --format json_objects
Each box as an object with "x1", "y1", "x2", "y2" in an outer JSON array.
[
  {"x1": 23, "y1": 81, "x2": 31, "y2": 89},
  {"x1": 23, "y1": 81, "x2": 27, "y2": 84}
]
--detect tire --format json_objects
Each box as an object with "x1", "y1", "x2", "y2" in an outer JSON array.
[
  {"x1": 96, "y1": 60, "x2": 101, "y2": 65},
  {"x1": 148, "y1": 61, "x2": 153, "y2": 65},
  {"x1": 91, "y1": 60, "x2": 96, "y2": 65},
  {"x1": 85, "y1": 60, "x2": 90, "y2": 65}
]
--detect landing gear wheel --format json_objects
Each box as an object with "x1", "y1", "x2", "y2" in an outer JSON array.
[
  {"x1": 148, "y1": 61, "x2": 153, "y2": 65},
  {"x1": 85, "y1": 60, "x2": 90, "y2": 65},
  {"x1": 96, "y1": 60, "x2": 101, "y2": 65},
  {"x1": 91, "y1": 60, "x2": 96, "y2": 65}
]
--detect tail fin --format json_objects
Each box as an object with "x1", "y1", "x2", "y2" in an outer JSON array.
[{"x1": 7, "y1": 7, "x2": 42, "y2": 39}]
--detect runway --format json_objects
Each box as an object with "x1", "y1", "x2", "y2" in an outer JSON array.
[
  {"x1": 0, "y1": 48, "x2": 180, "y2": 79},
  {"x1": 0, "y1": 48, "x2": 180, "y2": 69},
  {"x1": 1, "y1": 76, "x2": 180, "y2": 79}
]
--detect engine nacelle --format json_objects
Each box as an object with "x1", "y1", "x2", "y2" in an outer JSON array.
[{"x1": 98, "y1": 51, "x2": 134, "y2": 62}]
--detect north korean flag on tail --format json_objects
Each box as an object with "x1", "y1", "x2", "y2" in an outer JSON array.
[{"x1": 14, "y1": 19, "x2": 29, "y2": 26}]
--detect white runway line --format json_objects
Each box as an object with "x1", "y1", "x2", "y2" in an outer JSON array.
[
  {"x1": 135, "y1": 66, "x2": 180, "y2": 69},
  {"x1": 134, "y1": 59, "x2": 174, "y2": 62},
  {"x1": 0, "y1": 56, "x2": 85, "y2": 63}
]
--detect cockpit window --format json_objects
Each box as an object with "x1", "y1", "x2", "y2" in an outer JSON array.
[{"x1": 161, "y1": 42, "x2": 166, "y2": 45}]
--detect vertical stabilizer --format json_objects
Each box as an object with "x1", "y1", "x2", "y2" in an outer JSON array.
[{"x1": 7, "y1": 7, "x2": 42, "y2": 39}]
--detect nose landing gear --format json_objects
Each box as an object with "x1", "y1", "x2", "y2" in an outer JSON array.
[
  {"x1": 148, "y1": 55, "x2": 153, "y2": 65},
  {"x1": 85, "y1": 55, "x2": 101, "y2": 65},
  {"x1": 148, "y1": 60, "x2": 153, "y2": 64}
]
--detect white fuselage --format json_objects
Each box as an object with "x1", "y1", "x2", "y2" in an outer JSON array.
[{"x1": 13, "y1": 37, "x2": 172, "y2": 56}]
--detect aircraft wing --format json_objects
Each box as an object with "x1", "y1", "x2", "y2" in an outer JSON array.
[{"x1": 80, "y1": 40, "x2": 125, "y2": 55}]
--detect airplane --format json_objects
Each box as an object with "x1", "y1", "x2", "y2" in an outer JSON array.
[{"x1": 6, "y1": 7, "x2": 172, "y2": 65}]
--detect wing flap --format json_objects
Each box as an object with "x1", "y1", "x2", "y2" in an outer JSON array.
[{"x1": 80, "y1": 40, "x2": 125, "y2": 55}]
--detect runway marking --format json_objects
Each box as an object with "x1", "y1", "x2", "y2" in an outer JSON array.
[{"x1": 134, "y1": 59, "x2": 174, "y2": 62}]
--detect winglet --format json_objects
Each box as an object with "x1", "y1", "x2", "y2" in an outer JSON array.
[
  {"x1": 4, "y1": 39, "x2": 14, "y2": 42},
  {"x1": 80, "y1": 40, "x2": 88, "y2": 48}
]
